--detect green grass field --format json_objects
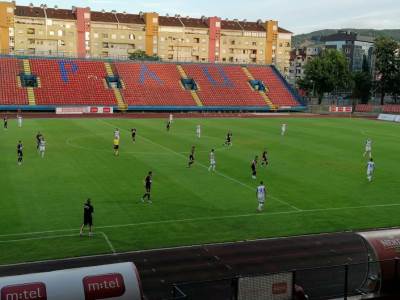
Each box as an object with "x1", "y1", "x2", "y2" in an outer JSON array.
[{"x1": 0, "y1": 116, "x2": 399, "y2": 265}]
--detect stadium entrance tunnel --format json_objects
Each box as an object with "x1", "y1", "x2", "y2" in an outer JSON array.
[
  {"x1": 249, "y1": 79, "x2": 266, "y2": 92},
  {"x1": 20, "y1": 73, "x2": 38, "y2": 88},
  {"x1": 181, "y1": 78, "x2": 198, "y2": 91},
  {"x1": 106, "y1": 75, "x2": 123, "y2": 89}
]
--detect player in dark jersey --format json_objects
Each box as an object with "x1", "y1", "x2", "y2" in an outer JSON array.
[
  {"x1": 223, "y1": 131, "x2": 232, "y2": 147},
  {"x1": 261, "y1": 150, "x2": 268, "y2": 167},
  {"x1": 188, "y1": 146, "x2": 195, "y2": 168},
  {"x1": 251, "y1": 156, "x2": 258, "y2": 179},
  {"x1": 3, "y1": 116, "x2": 8, "y2": 129},
  {"x1": 17, "y1": 140, "x2": 23, "y2": 165},
  {"x1": 142, "y1": 171, "x2": 153, "y2": 203},
  {"x1": 131, "y1": 128, "x2": 137, "y2": 142},
  {"x1": 166, "y1": 120, "x2": 171, "y2": 132},
  {"x1": 80, "y1": 198, "x2": 94, "y2": 236},
  {"x1": 36, "y1": 132, "x2": 43, "y2": 150}
]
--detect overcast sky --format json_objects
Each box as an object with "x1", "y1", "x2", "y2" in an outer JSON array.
[{"x1": 17, "y1": 0, "x2": 400, "y2": 34}]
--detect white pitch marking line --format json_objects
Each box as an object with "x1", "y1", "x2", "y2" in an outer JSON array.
[
  {"x1": 99, "y1": 231, "x2": 116, "y2": 255},
  {"x1": 0, "y1": 232, "x2": 116, "y2": 255},
  {"x1": 0, "y1": 233, "x2": 81, "y2": 244},
  {"x1": 99, "y1": 119, "x2": 301, "y2": 212},
  {"x1": 65, "y1": 136, "x2": 173, "y2": 156},
  {"x1": 65, "y1": 135, "x2": 227, "y2": 155},
  {"x1": 1, "y1": 203, "x2": 400, "y2": 240}
]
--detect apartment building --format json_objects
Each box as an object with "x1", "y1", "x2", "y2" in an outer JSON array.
[
  {"x1": 0, "y1": 1, "x2": 293, "y2": 75},
  {"x1": 288, "y1": 47, "x2": 322, "y2": 86},
  {"x1": 322, "y1": 30, "x2": 374, "y2": 72},
  {"x1": 276, "y1": 27, "x2": 292, "y2": 78}
]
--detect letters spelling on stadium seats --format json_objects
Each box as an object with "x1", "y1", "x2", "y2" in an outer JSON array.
[
  {"x1": 1, "y1": 282, "x2": 47, "y2": 300},
  {"x1": 83, "y1": 273, "x2": 125, "y2": 300}
]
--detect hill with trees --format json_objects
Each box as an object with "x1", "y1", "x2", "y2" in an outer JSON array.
[{"x1": 293, "y1": 29, "x2": 400, "y2": 48}]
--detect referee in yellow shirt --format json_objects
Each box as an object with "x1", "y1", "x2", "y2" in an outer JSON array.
[{"x1": 113, "y1": 137, "x2": 120, "y2": 156}]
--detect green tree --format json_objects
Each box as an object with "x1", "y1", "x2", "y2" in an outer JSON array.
[
  {"x1": 298, "y1": 49, "x2": 352, "y2": 104},
  {"x1": 128, "y1": 50, "x2": 160, "y2": 61},
  {"x1": 391, "y1": 66, "x2": 400, "y2": 103},
  {"x1": 352, "y1": 56, "x2": 372, "y2": 104},
  {"x1": 374, "y1": 36, "x2": 399, "y2": 104}
]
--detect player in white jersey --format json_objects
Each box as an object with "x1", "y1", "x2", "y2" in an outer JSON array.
[
  {"x1": 367, "y1": 158, "x2": 375, "y2": 182},
  {"x1": 256, "y1": 181, "x2": 266, "y2": 212},
  {"x1": 39, "y1": 137, "x2": 46, "y2": 158},
  {"x1": 196, "y1": 125, "x2": 201, "y2": 138},
  {"x1": 281, "y1": 123, "x2": 287, "y2": 136},
  {"x1": 17, "y1": 114, "x2": 23, "y2": 128},
  {"x1": 208, "y1": 149, "x2": 216, "y2": 172},
  {"x1": 114, "y1": 128, "x2": 120, "y2": 140},
  {"x1": 169, "y1": 113, "x2": 173, "y2": 123},
  {"x1": 363, "y1": 138, "x2": 372, "y2": 158}
]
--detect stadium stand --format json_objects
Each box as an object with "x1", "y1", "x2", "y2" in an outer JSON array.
[
  {"x1": 29, "y1": 58, "x2": 117, "y2": 106},
  {"x1": 383, "y1": 104, "x2": 400, "y2": 113},
  {"x1": 355, "y1": 104, "x2": 374, "y2": 112},
  {"x1": 182, "y1": 64, "x2": 267, "y2": 107},
  {"x1": 248, "y1": 65, "x2": 300, "y2": 107},
  {"x1": 0, "y1": 57, "x2": 28, "y2": 105},
  {"x1": 0, "y1": 56, "x2": 304, "y2": 109},
  {"x1": 114, "y1": 62, "x2": 197, "y2": 106}
]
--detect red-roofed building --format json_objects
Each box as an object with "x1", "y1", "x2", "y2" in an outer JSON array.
[{"x1": 0, "y1": 1, "x2": 293, "y2": 75}]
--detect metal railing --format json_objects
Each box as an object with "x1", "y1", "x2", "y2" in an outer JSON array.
[
  {"x1": 170, "y1": 258, "x2": 400, "y2": 300},
  {"x1": 0, "y1": 49, "x2": 271, "y2": 66}
]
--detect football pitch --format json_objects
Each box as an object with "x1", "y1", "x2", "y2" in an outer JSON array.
[{"x1": 0, "y1": 116, "x2": 399, "y2": 265}]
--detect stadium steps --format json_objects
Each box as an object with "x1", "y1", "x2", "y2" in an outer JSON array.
[
  {"x1": 104, "y1": 63, "x2": 113, "y2": 77},
  {"x1": 242, "y1": 66, "x2": 276, "y2": 110},
  {"x1": 177, "y1": 65, "x2": 203, "y2": 107},
  {"x1": 242, "y1": 66, "x2": 255, "y2": 81},
  {"x1": 176, "y1": 65, "x2": 188, "y2": 79},
  {"x1": 16, "y1": 76, "x2": 22, "y2": 88},
  {"x1": 22, "y1": 59, "x2": 36, "y2": 106},
  {"x1": 248, "y1": 66, "x2": 301, "y2": 108},
  {"x1": 104, "y1": 62, "x2": 128, "y2": 111},
  {"x1": 258, "y1": 91, "x2": 276, "y2": 110},
  {"x1": 22, "y1": 59, "x2": 32, "y2": 75}
]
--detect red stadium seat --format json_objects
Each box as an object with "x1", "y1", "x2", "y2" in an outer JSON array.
[
  {"x1": 115, "y1": 62, "x2": 196, "y2": 106},
  {"x1": 0, "y1": 58, "x2": 28, "y2": 105},
  {"x1": 0, "y1": 57, "x2": 302, "y2": 109},
  {"x1": 182, "y1": 64, "x2": 266, "y2": 106},
  {"x1": 247, "y1": 66, "x2": 300, "y2": 107},
  {"x1": 355, "y1": 104, "x2": 373, "y2": 112},
  {"x1": 30, "y1": 58, "x2": 117, "y2": 106},
  {"x1": 383, "y1": 104, "x2": 400, "y2": 113}
]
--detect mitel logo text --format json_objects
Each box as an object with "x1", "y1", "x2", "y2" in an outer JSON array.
[
  {"x1": 83, "y1": 273, "x2": 125, "y2": 300},
  {"x1": 1, "y1": 282, "x2": 47, "y2": 300}
]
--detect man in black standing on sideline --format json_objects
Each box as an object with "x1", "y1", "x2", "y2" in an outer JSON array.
[
  {"x1": 142, "y1": 171, "x2": 153, "y2": 203},
  {"x1": 80, "y1": 198, "x2": 94, "y2": 237}
]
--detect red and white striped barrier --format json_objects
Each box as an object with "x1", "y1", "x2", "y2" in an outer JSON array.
[
  {"x1": 56, "y1": 107, "x2": 114, "y2": 114},
  {"x1": 329, "y1": 106, "x2": 352, "y2": 113}
]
